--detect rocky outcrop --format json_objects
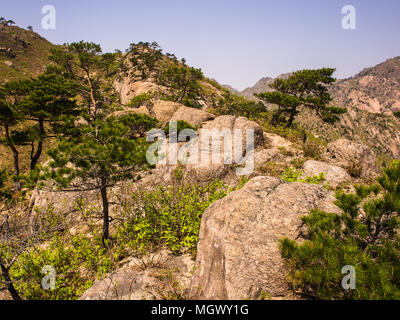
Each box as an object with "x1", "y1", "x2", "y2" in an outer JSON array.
[
  {"x1": 189, "y1": 176, "x2": 340, "y2": 299},
  {"x1": 170, "y1": 105, "x2": 215, "y2": 127},
  {"x1": 152, "y1": 100, "x2": 181, "y2": 124},
  {"x1": 170, "y1": 115, "x2": 265, "y2": 177},
  {"x1": 114, "y1": 79, "x2": 165, "y2": 105},
  {"x1": 79, "y1": 252, "x2": 194, "y2": 300},
  {"x1": 326, "y1": 138, "x2": 379, "y2": 179},
  {"x1": 302, "y1": 160, "x2": 351, "y2": 187},
  {"x1": 330, "y1": 56, "x2": 400, "y2": 115}
]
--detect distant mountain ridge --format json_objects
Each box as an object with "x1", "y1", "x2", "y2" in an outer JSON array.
[
  {"x1": 228, "y1": 57, "x2": 400, "y2": 114},
  {"x1": 226, "y1": 73, "x2": 291, "y2": 101},
  {"x1": 223, "y1": 57, "x2": 400, "y2": 159},
  {"x1": 330, "y1": 56, "x2": 400, "y2": 114}
]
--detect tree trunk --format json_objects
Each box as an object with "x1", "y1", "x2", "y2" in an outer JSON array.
[
  {"x1": 100, "y1": 183, "x2": 109, "y2": 245},
  {"x1": 4, "y1": 123, "x2": 20, "y2": 191},
  {"x1": 285, "y1": 107, "x2": 297, "y2": 129},
  {"x1": 30, "y1": 118, "x2": 44, "y2": 171},
  {"x1": 0, "y1": 263, "x2": 22, "y2": 300}
]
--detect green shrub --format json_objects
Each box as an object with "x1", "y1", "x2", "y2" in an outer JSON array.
[
  {"x1": 280, "y1": 161, "x2": 400, "y2": 300},
  {"x1": 280, "y1": 167, "x2": 303, "y2": 182},
  {"x1": 280, "y1": 167, "x2": 326, "y2": 184},
  {"x1": 11, "y1": 232, "x2": 116, "y2": 300},
  {"x1": 215, "y1": 93, "x2": 266, "y2": 120},
  {"x1": 117, "y1": 180, "x2": 230, "y2": 255},
  {"x1": 126, "y1": 92, "x2": 154, "y2": 108},
  {"x1": 164, "y1": 120, "x2": 196, "y2": 137},
  {"x1": 302, "y1": 141, "x2": 323, "y2": 159}
]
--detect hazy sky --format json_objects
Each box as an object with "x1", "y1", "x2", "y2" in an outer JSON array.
[{"x1": 1, "y1": 0, "x2": 400, "y2": 90}]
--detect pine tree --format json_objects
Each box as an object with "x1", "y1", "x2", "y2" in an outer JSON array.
[
  {"x1": 280, "y1": 160, "x2": 400, "y2": 299},
  {"x1": 0, "y1": 74, "x2": 77, "y2": 190},
  {"x1": 158, "y1": 65, "x2": 203, "y2": 105},
  {"x1": 49, "y1": 41, "x2": 117, "y2": 120},
  {"x1": 0, "y1": 80, "x2": 31, "y2": 190},
  {"x1": 256, "y1": 68, "x2": 346, "y2": 128},
  {"x1": 21, "y1": 73, "x2": 78, "y2": 170},
  {"x1": 45, "y1": 113, "x2": 157, "y2": 244}
]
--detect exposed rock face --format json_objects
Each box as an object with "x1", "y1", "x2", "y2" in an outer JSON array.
[
  {"x1": 170, "y1": 105, "x2": 215, "y2": 127},
  {"x1": 114, "y1": 79, "x2": 164, "y2": 105},
  {"x1": 152, "y1": 100, "x2": 181, "y2": 124},
  {"x1": 171, "y1": 115, "x2": 265, "y2": 177},
  {"x1": 200, "y1": 115, "x2": 265, "y2": 150},
  {"x1": 330, "y1": 56, "x2": 400, "y2": 115},
  {"x1": 79, "y1": 253, "x2": 194, "y2": 300},
  {"x1": 302, "y1": 160, "x2": 351, "y2": 187},
  {"x1": 189, "y1": 176, "x2": 340, "y2": 299},
  {"x1": 326, "y1": 138, "x2": 379, "y2": 179}
]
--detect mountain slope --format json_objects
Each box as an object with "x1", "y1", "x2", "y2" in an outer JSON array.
[
  {"x1": 230, "y1": 57, "x2": 400, "y2": 159},
  {"x1": 0, "y1": 25, "x2": 56, "y2": 83},
  {"x1": 330, "y1": 56, "x2": 400, "y2": 114}
]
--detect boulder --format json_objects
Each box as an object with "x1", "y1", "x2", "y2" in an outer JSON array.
[
  {"x1": 189, "y1": 176, "x2": 340, "y2": 299},
  {"x1": 79, "y1": 253, "x2": 194, "y2": 300},
  {"x1": 175, "y1": 115, "x2": 265, "y2": 176},
  {"x1": 302, "y1": 160, "x2": 351, "y2": 187},
  {"x1": 170, "y1": 105, "x2": 215, "y2": 127},
  {"x1": 152, "y1": 100, "x2": 181, "y2": 125},
  {"x1": 114, "y1": 79, "x2": 164, "y2": 105},
  {"x1": 326, "y1": 138, "x2": 378, "y2": 179},
  {"x1": 4, "y1": 60, "x2": 13, "y2": 68}
]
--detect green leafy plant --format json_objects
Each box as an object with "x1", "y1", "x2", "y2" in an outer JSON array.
[
  {"x1": 11, "y1": 232, "x2": 116, "y2": 300},
  {"x1": 280, "y1": 167, "x2": 325, "y2": 184},
  {"x1": 126, "y1": 92, "x2": 155, "y2": 108},
  {"x1": 117, "y1": 180, "x2": 230, "y2": 255}
]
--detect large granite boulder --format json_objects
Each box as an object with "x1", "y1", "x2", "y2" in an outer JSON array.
[
  {"x1": 189, "y1": 176, "x2": 340, "y2": 299},
  {"x1": 302, "y1": 160, "x2": 351, "y2": 188},
  {"x1": 80, "y1": 253, "x2": 194, "y2": 300},
  {"x1": 326, "y1": 138, "x2": 379, "y2": 179}
]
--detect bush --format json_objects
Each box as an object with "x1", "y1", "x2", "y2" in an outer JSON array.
[
  {"x1": 164, "y1": 120, "x2": 196, "y2": 137},
  {"x1": 345, "y1": 161, "x2": 363, "y2": 178},
  {"x1": 302, "y1": 141, "x2": 323, "y2": 159},
  {"x1": 280, "y1": 167, "x2": 326, "y2": 184},
  {"x1": 280, "y1": 161, "x2": 400, "y2": 300},
  {"x1": 117, "y1": 180, "x2": 231, "y2": 255},
  {"x1": 10, "y1": 232, "x2": 116, "y2": 300},
  {"x1": 126, "y1": 92, "x2": 155, "y2": 108},
  {"x1": 215, "y1": 93, "x2": 266, "y2": 120}
]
